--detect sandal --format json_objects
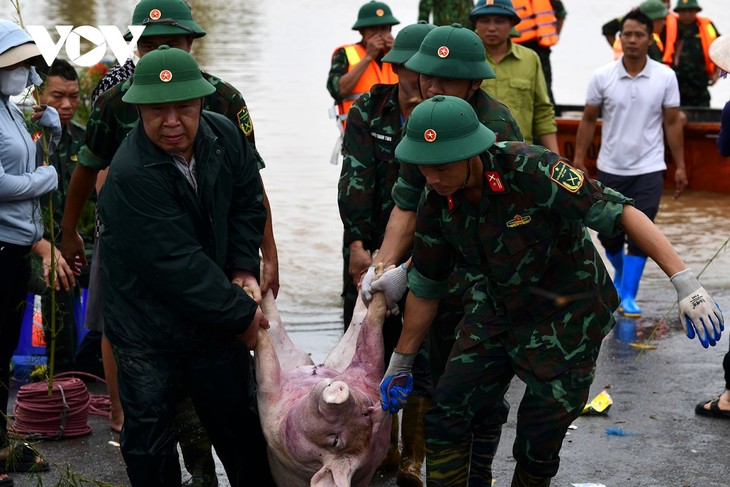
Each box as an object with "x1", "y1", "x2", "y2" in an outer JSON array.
[
  {"x1": 0, "y1": 442, "x2": 49, "y2": 473},
  {"x1": 695, "y1": 397, "x2": 730, "y2": 419}
]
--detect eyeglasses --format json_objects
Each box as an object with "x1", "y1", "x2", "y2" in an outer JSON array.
[{"x1": 141, "y1": 17, "x2": 195, "y2": 35}]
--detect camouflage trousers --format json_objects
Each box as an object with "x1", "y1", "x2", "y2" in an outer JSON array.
[{"x1": 425, "y1": 326, "x2": 600, "y2": 485}]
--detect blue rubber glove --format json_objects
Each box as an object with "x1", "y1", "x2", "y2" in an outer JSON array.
[
  {"x1": 379, "y1": 351, "x2": 415, "y2": 414},
  {"x1": 671, "y1": 269, "x2": 724, "y2": 348},
  {"x1": 370, "y1": 263, "x2": 408, "y2": 316}
]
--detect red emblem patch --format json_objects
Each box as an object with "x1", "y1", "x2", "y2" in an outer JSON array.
[
  {"x1": 447, "y1": 195, "x2": 455, "y2": 211},
  {"x1": 437, "y1": 46, "x2": 449, "y2": 58},
  {"x1": 149, "y1": 8, "x2": 162, "y2": 20},
  {"x1": 159, "y1": 69, "x2": 173, "y2": 82},
  {"x1": 485, "y1": 171, "x2": 505, "y2": 192},
  {"x1": 424, "y1": 129, "x2": 437, "y2": 142},
  {"x1": 376, "y1": 8, "x2": 384, "y2": 16}
]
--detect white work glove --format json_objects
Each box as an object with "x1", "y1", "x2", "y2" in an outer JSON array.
[
  {"x1": 370, "y1": 263, "x2": 408, "y2": 316},
  {"x1": 360, "y1": 265, "x2": 377, "y2": 303},
  {"x1": 670, "y1": 269, "x2": 724, "y2": 348}
]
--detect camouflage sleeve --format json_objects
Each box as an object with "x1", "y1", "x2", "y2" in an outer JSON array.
[
  {"x1": 551, "y1": 0, "x2": 567, "y2": 19},
  {"x1": 327, "y1": 47, "x2": 349, "y2": 102},
  {"x1": 418, "y1": 0, "x2": 433, "y2": 21},
  {"x1": 506, "y1": 146, "x2": 632, "y2": 236},
  {"x1": 338, "y1": 93, "x2": 376, "y2": 245},
  {"x1": 77, "y1": 93, "x2": 118, "y2": 170},
  {"x1": 391, "y1": 162, "x2": 426, "y2": 212},
  {"x1": 601, "y1": 17, "x2": 622, "y2": 38},
  {"x1": 206, "y1": 76, "x2": 265, "y2": 170},
  {"x1": 408, "y1": 190, "x2": 454, "y2": 299}
]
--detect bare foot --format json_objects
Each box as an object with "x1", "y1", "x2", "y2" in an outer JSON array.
[{"x1": 109, "y1": 414, "x2": 124, "y2": 434}]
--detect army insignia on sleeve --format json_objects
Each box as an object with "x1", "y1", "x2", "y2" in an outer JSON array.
[
  {"x1": 550, "y1": 161, "x2": 584, "y2": 193},
  {"x1": 237, "y1": 106, "x2": 253, "y2": 136}
]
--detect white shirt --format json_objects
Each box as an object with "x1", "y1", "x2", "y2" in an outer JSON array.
[{"x1": 585, "y1": 57, "x2": 680, "y2": 176}]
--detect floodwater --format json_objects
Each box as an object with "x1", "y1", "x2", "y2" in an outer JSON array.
[{"x1": 3, "y1": 0, "x2": 730, "y2": 362}]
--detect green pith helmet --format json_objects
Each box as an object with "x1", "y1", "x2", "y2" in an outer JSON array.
[
  {"x1": 405, "y1": 24, "x2": 496, "y2": 80},
  {"x1": 382, "y1": 21, "x2": 436, "y2": 65},
  {"x1": 395, "y1": 95, "x2": 496, "y2": 165},
  {"x1": 674, "y1": 0, "x2": 702, "y2": 11},
  {"x1": 469, "y1": 0, "x2": 521, "y2": 25},
  {"x1": 639, "y1": 0, "x2": 669, "y2": 20},
  {"x1": 124, "y1": 0, "x2": 207, "y2": 41},
  {"x1": 352, "y1": 1, "x2": 400, "y2": 30},
  {"x1": 122, "y1": 45, "x2": 215, "y2": 104}
]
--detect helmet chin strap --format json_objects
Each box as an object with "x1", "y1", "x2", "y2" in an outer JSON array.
[{"x1": 459, "y1": 158, "x2": 472, "y2": 190}]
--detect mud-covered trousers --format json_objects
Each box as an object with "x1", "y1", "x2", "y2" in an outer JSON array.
[
  {"x1": 425, "y1": 326, "x2": 600, "y2": 486},
  {"x1": 113, "y1": 340, "x2": 275, "y2": 487}
]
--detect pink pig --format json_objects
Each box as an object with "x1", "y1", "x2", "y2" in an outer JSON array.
[{"x1": 254, "y1": 289, "x2": 392, "y2": 486}]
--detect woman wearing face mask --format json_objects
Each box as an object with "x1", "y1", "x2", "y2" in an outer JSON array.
[{"x1": 0, "y1": 19, "x2": 64, "y2": 485}]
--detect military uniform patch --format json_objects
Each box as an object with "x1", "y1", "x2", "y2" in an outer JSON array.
[
  {"x1": 550, "y1": 161, "x2": 584, "y2": 193},
  {"x1": 237, "y1": 106, "x2": 253, "y2": 136}
]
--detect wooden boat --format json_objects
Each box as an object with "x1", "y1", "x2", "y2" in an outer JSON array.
[{"x1": 554, "y1": 105, "x2": 730, "y2": 194}]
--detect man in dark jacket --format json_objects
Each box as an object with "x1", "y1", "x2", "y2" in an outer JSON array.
[{"x1": 98, "y1": 46, "x2": 273, "y2": 486}]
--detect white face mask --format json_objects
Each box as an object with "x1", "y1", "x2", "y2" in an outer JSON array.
[{"x1": 0, "y1": 65, "x2": 30, "y2": 96}]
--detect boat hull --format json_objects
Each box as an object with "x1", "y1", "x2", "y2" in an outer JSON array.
[{"x1": 555, "y1": 106, "x2": 729, "y2": 194}]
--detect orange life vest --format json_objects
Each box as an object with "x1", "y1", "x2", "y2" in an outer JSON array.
[
  {"x1": 334, "y1": 43, "x2": 398, "y2": 130},
  {"x1": 663, "y1": 14, "x2": 718, "y2": 76},
  {"x1": 512, "y1": 0, "x2": 559, "y2": 48},
  {"x1": 612, "y1": 33, "x2": 665, "y2": 60}
]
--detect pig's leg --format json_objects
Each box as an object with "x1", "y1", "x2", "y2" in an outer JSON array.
[
  {"x1": 260, "y1": 289, "x2": 313, "y2": 369},
  {"x1": 346, "y1": 291, "x2": 387, "y2": 384},
  {"x1": 323, "y1": 292, "x2": 368, "y2": 371}
]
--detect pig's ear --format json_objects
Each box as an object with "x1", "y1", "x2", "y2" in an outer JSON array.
[{"x1": 311, "y1": 462, "x2": 354, "y2": 487}]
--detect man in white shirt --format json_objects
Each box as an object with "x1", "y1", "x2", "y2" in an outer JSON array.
[{"x1": 573, "y1": 8, "x2": 687, "y2": 318}]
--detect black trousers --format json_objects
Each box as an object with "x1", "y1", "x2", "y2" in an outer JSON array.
[
  {"x1": 113, "y1": 340, "x2": 274, "y2": 487},
  {"x1": 0, "y1": 241, "x2": 32, "y2": 446}
]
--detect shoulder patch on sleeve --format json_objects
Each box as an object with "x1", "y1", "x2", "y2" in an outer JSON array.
[
  {"x1": 237, "y1": 106, "x2": 253, "y2": 136},
  {"x1": 550, "y1": 160, "x2": 584, "y2": 193}
]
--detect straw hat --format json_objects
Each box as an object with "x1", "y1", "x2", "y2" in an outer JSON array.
[{"x1": 709, "y1": 36, "x2": 730, "y2": 73}]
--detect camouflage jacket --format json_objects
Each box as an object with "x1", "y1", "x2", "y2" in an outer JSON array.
[
  {"x1": 408, "y1": 142, "x2": 629, "y2": 375},
  {"x1": 33, "y1": 121, "x2": 94, "y2": 242},
  {"x1": 338, "y1": 83, "x2": 402, "y2": 249},
  {"x1": 78, "y1": 72, "x2": 264, "y2": 170},
  {"x1": 674, "y1": 20, "x2": 718, "y2": 107},
  {"x1": 417, "y1": 0, "x2": 474, "y2": 27},
  {"x1": 392, "y1": 89, "x2": 524, "y2": 211}
]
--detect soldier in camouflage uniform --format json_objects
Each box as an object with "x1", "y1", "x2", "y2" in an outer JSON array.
[
  {"x1": 667, "y1": 0, "x2": 720, "y2": 107},
  {"x1": 359, "y1": 23, "x2": 523, "y2": 485},
  {"x1": 58, "y1": 1, "x2": 277, "y2": 485},
  {"x1": 33, "y1": 59, "x2": 92, "y2": 373},
  {"x1": 338, "y1": 21, "x2": 436, "y2": 485},
  {"x1": 417, "y1": 0, "x2": 474, "y2": 27},
  {"x1": 375, "y1": 95, "x2": 724, "y2": 486}
]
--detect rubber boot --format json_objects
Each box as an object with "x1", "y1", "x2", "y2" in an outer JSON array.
[
  {"x1": 468, "y1": 423, "x2": 503, "y2": 486},
  {"x1": 605, "y1": 249, "x2": 624, "y2": 299},
  {"x1": 620, "y1": 255, "x2": 647, "y2": 318},
  {"x1": 511, "y1": 463, "x2": 551, "y2": 487},
  {"x1": 397, "y1": 397, "x2": 430, "y2": 487},
  {"x1": 378, "y1": 414, "x2": 400, "y2": 472},
  {"x1": 174, "y1": 395, "x2": 218, "y2": 487}
]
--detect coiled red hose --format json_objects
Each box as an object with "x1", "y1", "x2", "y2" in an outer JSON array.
[{"x1": 11, "y1": 372, "x2": 109, "y2": 439}]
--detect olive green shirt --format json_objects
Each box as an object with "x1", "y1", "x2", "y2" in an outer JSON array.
[{"x1": 481, "y1": 41, "x2": 557, "y2": 144}]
